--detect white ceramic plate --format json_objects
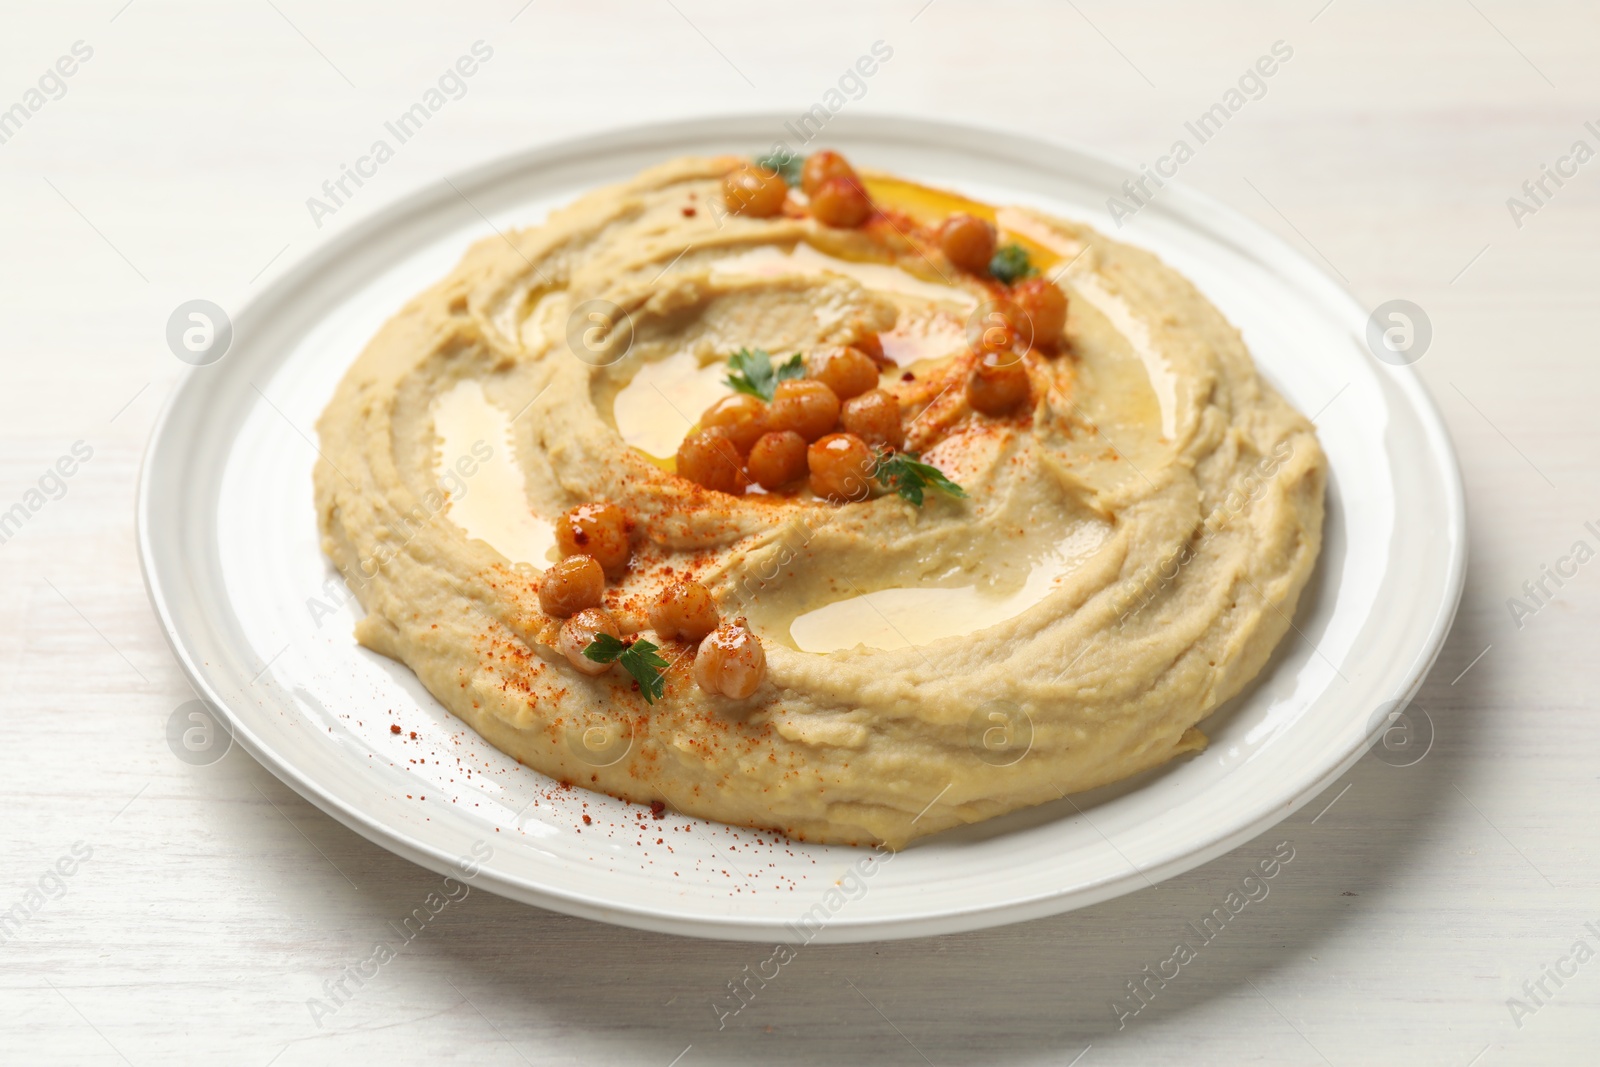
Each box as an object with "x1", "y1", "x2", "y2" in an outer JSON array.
[{"x1": 138, "y1": 114, "x2": 1465, "y2": 943}]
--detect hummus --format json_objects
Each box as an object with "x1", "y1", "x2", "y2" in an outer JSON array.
[{"x1": 313, "y1": 153, "x2": 1326, "y2": 848}]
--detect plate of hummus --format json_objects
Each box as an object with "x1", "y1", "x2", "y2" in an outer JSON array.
[{"x1": 139, "y1": 114, "x2": 1464, "y2": 941}]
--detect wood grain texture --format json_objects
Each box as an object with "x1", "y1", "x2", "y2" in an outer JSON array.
[{"x1": 2, "y1": 1, "x2": 1597, "y2": 1063}]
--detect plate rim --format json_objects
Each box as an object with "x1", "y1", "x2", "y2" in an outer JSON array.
[{"x1": 137, "y1": 111, "x2": 1468, "y2": 942}]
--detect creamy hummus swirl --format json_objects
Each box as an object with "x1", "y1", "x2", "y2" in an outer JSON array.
[{"x1": 314, "y1": 155, "x2": 1326, "y2": 848}]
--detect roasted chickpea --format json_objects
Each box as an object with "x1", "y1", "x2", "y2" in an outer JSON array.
[
  {"x1": 722, "y1": 163, "x2": 788, "y2": 218},
  {"x1": 807, "y1": 432, "x2": 876, "y2": 502},
  {"x1": 967, "y1": 351, "x2": 1031, "y2": 416},
  {"x1": 840, "y1": 388, "x2": 904, "y2": 451},
  {"x1": 558, "y1": 607, "x2": 620, "y2": 676},
  {"x1": 1011, "y1": 277, "x2": 1068, "y2": 348},
  {"x1": 693, "y1": 618, "x2": 767, "y2": 699},
  {"x1": 650, "y1": 580, "x2": 719, "y2": 642},
  {"x1": 809, "y1": 176, "x2": 872, "y2": 228},
  {"x1": 800, "y1": 150, "x2": 858, "y2": 196},
  {"x1": 939, "y1": 213, "x2": 997, "y2": 274},
  {"x1": 808, "y1": 345, "x2": 879, "y2": 400},
  {"x1": 538, "y1": 554, "x2": 605, "y2": 617},
  {"x1": 767, "y1": 379, "x2": 841, "y2": 442},
  {"x1": 676, "y1": 427, "x2": 746, "y2": 495},
  {"x1": 852, "y1": 332, "x2": 888, "y2": 366},
  {"x1": 698, "y1": 393, "x2": 768, "y2": 452},
  {"x1": 747, "y1": 430, "x2": 808, "y2": 489},
  {"x1": 555, "y1": 502, "x2": 630, "y2": 576}
]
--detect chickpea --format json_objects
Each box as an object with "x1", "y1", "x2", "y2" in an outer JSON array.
[
  {"x1": 967, "y1": 351, "x2": 1031, "y2": 416},
  {"x1": 852, "y1": 332, "x2": 887, "y2": 366},
  {"x1": 722, "y1": 164, "x2": 788, "y2": 218},
  {"x1": 555, "y1": 502, "x2": 630, "y2": 576},
  {"x1": 808, "y1": 345, "x2": 879, "y2": 400},
  {"x1": 840, "y1": 388, "x2": 904, "y2": 451},
  {"x1": 800, "y1": 150, "x2": 858, "y2": 196},
  {"x1": 747, "y1": 430, "x2": 809, "y2": 489},
  {"x1": 807, "y1": 433, "x2": 876, "y2": 502},
  {"x1": 538, "y1": 554, "x2": 605, "y2": 617},
  {"x1": 693, "y1": 618, "x2": 767, "y2": 699},
  {"x1": 698, "y1": 393, "x2": 768, "y2": 452},
  {"x1": 1010, "y1": 277, "x2": 1068, "y2": 348},
  {"x1": 809, "y1": 177, "x2": 872, "y2": 229},
  {"x1": 558, "y1": 607, "x2": 620, "y2": 676},
  {"x1": 650, "y1": 580, "x2": 719, "y2": 642},
  {"x1": 767, "y1": 379, "x2": 841, "y2": 442},
  {"x1": 939, "y1": 213, "x2": 997, "y2": 274},
  {"x1": 676, "y1": 427, "x2": 747, "y2": 495}
]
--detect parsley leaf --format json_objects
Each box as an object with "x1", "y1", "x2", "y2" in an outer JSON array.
[
  {"x1": 988, "y1": 243, "x2": 1037, "y2": 285},
  {"x1": 582, "y1": 633, "x2": 628, "y2": 663},
  {"x1": 872, "y1": 448, "x2": 967, "y2": 507},
  {"x1": 583, "y1": 634, "x2": 670, "y2": 704},
  {"x1": 724, "y1": 347, "x2": 805, "y2": 402},
  {"x1": 754, "y1": 150, "x2": 802, "y2": 187}
]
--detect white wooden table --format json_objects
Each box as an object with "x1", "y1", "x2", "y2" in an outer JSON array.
[{"x1": 3, "y1": 2, "x2": 1596, "y2": 1063}]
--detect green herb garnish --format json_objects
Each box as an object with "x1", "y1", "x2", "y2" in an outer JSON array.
[
  {"x1": 988, "y1": 243, "x2": 1037, "y2": 285},
  {"x1": 724, "y1": 347, "x2": 805, "y2": 402},
  {"x1": 754, "y1": 150, "x2": 802, "y2": 187},
  {"x1": 583, "y1": 633, "x2": 670, "y2": 704},
  {"x1": 873, "y1": 448, "x2": 967, "y2": 507}
]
